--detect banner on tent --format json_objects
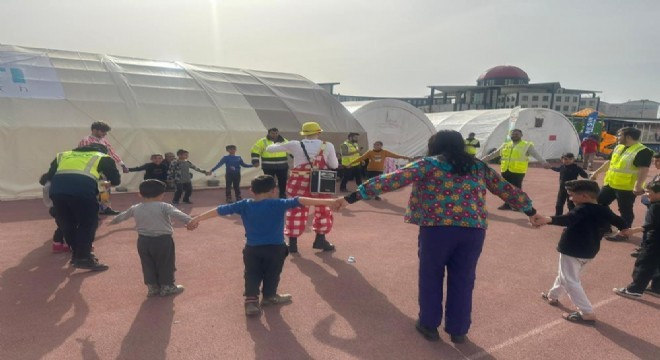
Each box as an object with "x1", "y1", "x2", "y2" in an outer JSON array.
[{"x1": 0, "y1": 52, "x2": 65, "y2": 99}]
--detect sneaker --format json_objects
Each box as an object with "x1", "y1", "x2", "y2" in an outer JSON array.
[
  {"x1": 236, "y1": 196, "x2": 243, "y2": 201},
  {"x1": 374, "y1": 196, "x2": 382, "y2": 201},
  {"x1": 613, "y1": 287, "x2": 642, "y2": 299},
  {"x1": 147, "y1": 284, "x2": 161, "y2": 297},
  {"x1": 99, "y1": 208, "x2": 121, "y2": 215},
  {"x1": 312, "y1": 234, "x2": 335, "y2": 251},
  {"x1": 73, "y1": 257, "x2": 109, "y2": 271},
  {"x1": 414, "y1": 320, "x2": 439, "y2": 342},
  {"x1": 261, "y1": 294, "x2": 292, "y2": 306},
  {"x1": 245, "y1": 300, "x2": 262, "y2": 316},
  {"x1": 450, "y1": 335, "x2": 467, "y2": 344},
  {"x1": 605, "y1": 234, "x2": 628, "y2": 242},
  {"x1": 645, "y1": 288, "x2": 660, "y2": 298},
  {"x1": 160, "y1": 284, "x2": 185, "y2": 297},
  {"x1": 226, "y1": 198, "x2": 234, "y2": 204}
]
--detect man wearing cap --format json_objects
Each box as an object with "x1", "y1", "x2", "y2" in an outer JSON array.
[
  {"x1": 339, "y1": 132, "x2": 363, "y2": 192},
  {"x1": 43, "y1": 143, "x2": 121, "y2": 271},
  {"x1": 266, "y1": 122, "x2": 339, "y2": 252},
  {"x1": 251, "y1": 128, "x2": 289, "y2": 198}
]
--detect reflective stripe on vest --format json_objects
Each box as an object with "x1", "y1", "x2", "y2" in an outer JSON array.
[
  {"x1": 341, "y1": 141, "x2": 361, "y2": 166},
  {"x1": 465, "y1": 139, "x2": 479, "y2": 155},
  {"x1": 500, "y1": 141, "x2": 531, "y2": 173},
  {"x1": 55, "y1": 151, "x2": 105, "y2": 179},
  {"x1": 604, "y1": 143, "x2": 647, "y2": 190},
  {"x1": 251, "y1": 137, "x2": 288, "y2": 164}
]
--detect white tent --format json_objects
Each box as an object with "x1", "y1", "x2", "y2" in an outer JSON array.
[
  {"x1": 342, "y1": 99, "x2": 436, "y2": 158},
  {"x1": 0, "y1": 44, "x2": 365, "y2": 200},
  {"x1": 426, "y1": 108, "x2": 580, "y2": 160}
]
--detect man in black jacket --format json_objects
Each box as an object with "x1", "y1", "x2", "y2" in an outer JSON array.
[{"x1": 44, "y1": 143, "x2": 121, "y2": 271}]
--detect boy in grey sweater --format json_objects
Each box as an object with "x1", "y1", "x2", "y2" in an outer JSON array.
[{"x1": 110, "y1": 180, "x2": 192, "y2": 297}]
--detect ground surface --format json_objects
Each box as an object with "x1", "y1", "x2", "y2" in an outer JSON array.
[{"x1": 1, "y1": 165, "x2": 659, "y2": 360}]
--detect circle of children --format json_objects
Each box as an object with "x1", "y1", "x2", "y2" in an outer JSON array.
[{"x1": 40, "y1": 121, "x2": 660, "y2": 343}]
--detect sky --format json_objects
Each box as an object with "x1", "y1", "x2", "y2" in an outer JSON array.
[{"x1": 1, "y1": 0, "x2": 658, "y2": 103}]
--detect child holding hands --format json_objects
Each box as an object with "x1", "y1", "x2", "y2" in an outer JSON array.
[{"x1": 187, "y1": 175, "x2": 341, "y2": 316}]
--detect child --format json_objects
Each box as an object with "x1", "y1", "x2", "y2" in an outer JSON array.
[
  {"x1": 613, "y1": 180, "x2": 660, "y2": 298},
  {"x1": 210, "y1": 145, "x2": 254, "y2": 203},
  {"x1": 167, "y1": 149, "x2": 211, "y2": 205},
  {"x1": 349, "y1": 141, "x2": 412, "y2": 200},
  {"x1": 39, "y1": 173, "x2": 67, "y2": 253},
  {"x1": 163, "y1": 152, "x2": 177, "y2": 191},
  {"x1": 549, "y1": 153, "x2": 588, "y2": 216},
  {"x1": 535, "y1": 180, "x2": 627, "y2": 324},
  {"x1": 187, "y1": 175, "x2": 340, "y2": 316},
  {"x1": 109, "y1": 180, "x2": 192, "y2": 297},
  {"x1": 632, "y1": 152, "x2": 660, "y2": 257},
  {"x1": 129, "y1": 154, "x2": 169, "y2": 182}
]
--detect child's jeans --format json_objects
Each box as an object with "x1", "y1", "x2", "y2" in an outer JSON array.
[
  {"x1": 243, "y1": 244, "x2": 288, "y2": 298},
  {"x1": 173, "y1": 182, "x2": 193, "y2": 202}
]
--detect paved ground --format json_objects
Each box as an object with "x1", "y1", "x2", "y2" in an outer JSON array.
[{"x1": 1, "y1": 165, "x2": 659, "y2": 360}]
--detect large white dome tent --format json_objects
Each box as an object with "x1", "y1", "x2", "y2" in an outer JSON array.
[
  {"x1": 427, "y1": 108, "x2": 580, "y2": 160},
  {"x1": 342, "y1": 99, "x2": 436, "y2": 158},
  {"x1": 0, "y1": 44, "x2": 365, "y2": 200}
]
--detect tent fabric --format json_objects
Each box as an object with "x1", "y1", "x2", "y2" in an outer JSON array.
[
  {"x1": 427, "y1": 108, "x2": 580, "y2": 160},
  {"x1": 0, "y1": 44, "x2": 365, "y2": 200},
  {"x1": 342, "y1": 99, "x2": 436, "y2": 158}
]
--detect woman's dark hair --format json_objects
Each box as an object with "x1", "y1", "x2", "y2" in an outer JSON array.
[{"x1": 427, "y1": 130, "x2": 475, "y2": 175}]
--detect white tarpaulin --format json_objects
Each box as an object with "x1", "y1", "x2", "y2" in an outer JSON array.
[
  {"x1": 427, "y1": 108, "x2": 580, "y2": 160},
  {"x1": 0, "y1": 44, "x2": 365, "y2": 200},
  {"x1": 342, "y1": 99, "x2": 436, "y2": 158}
]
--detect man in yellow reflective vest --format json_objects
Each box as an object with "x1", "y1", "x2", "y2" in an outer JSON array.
[
  {"x1": 465, "y1": 132, "x2": 480, "y2": 157},
  {"x1": 590, "y1": 127, "x2": 653, "y2": 241},
  {"x1": 481, "y1": 129, "x2": 551, "y2": 210},
  {"x1": 43, "y1": 143, "x2": 121, "y2": 271},
  {"x1": 251, "y1": 128, "x2": 289, "y2": 198},
  {"x1": 339, "y1": 132, "x2": 363, "y2": 192}
]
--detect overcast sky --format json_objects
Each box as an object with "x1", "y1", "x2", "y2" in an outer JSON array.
[{"x1": 1, "y1": 0, "x2": 658, "y2": 103}]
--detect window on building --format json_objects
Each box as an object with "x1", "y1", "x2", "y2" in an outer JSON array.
[
  {"x1": 571, "y1": 106, "x2": 577, "y2": 111},
  {"x1": 532, "y1": 105, "x2": 538, "y2": 108},
  {"x1": 532, "y1": 95, "x2": 539, "y2": 101},
  {"x1": 563, "y1": 105, "x2": 569, "y2": 111},
  {"x1": 542, "y1": 105, "x2": 548, "y2": 108},
  {"x1": 555, "y1": 96, "x2": 562, "y2": 102},
  {"x1": 522, "y1": 95, "x2": 528, "y2": 101},
  {"x1": 555, "y1": 105, "x2": 561, "y2": 111},
  {"x1": 542, "y1": 96, "x2": 549, "y2": 101},
  {"x1": 573, "y1": 96, "x2": 578, "y2": 102},
  {"x1": 588, "y1": 100, "x2": 594, "y2": 106},
  {"x1": 565, "y1": 96, "x2": 571, "y2": 102},
  {"x1": 580, "y1": 100, "x2": 586, "y2": 106}
]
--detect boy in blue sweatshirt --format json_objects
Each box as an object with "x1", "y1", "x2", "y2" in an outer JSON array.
[{"x1": 211, "y1": 145, "x2": 253, "y2": 203}]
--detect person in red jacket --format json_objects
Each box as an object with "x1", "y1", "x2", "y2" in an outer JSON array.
[{"x1": 580, "y1": 135, "x2": 599, "y2": 171}]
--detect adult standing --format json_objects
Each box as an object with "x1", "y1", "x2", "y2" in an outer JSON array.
[
  {"x1": 464, "y1": 132, "x2": 480, "y2": 157},
  {"x1": 580, "y1": 134, "x2": 599, "y2": 170},
  {"x1": 338, "y1": 130, "x2": 538, "y2": 343},
  {"x1": 79, "y1": 121, "x2": 128, "y2": 215},
  {"x1": 251, "y1": 128, "x2": 289, "y2": 199},
  {"x1": 43, "y1": 143, "x2": 121, "y2": 271},
  {"x1": 480, "y1": 128, "x2": 551, "y2": 210},
  {"x1": 266, "y1": 122, "x2": 339, "y2": 252},
  {"x1": 590, "y1": 127, "x2": 653, "y2": 241},
  {"x1": 339, "y1": 132, "x2": 363, "y2": 192}
]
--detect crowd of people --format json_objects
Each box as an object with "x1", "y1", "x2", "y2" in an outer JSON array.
[{"x1": 40, "y1": 120, "x2": 660, "y2": 344}]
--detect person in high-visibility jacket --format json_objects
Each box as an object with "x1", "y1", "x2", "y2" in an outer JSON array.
[
  {"x1": 481, "y1": 129, "x2": 551, "y2": 210},
  {"x1": 251, "y1": 128, "x2": 289, "y2": 198},
  {"x1": 339, "y1": 132, "x2": 363, "y2": 192},
  {"x1": 43, "y1": 143, "x2": 121, "y2": 271},
  {"x1": 464, "y1": 132, "x2": 480, "y2": 157},
  {"x1": 590, "y1": 127, "x2": 653, "y2": 241}
]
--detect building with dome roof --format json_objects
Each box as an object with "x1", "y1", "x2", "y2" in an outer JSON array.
[{"x1": 427, "y1": 65, "x2": 601, "y2": 116}]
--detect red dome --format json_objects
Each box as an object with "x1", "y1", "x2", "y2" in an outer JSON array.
[{"x1": 477, "y1": 65, "x2": 529, "y2": 81}]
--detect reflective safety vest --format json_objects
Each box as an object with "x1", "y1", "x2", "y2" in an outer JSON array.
[
  {"x1": 465, "y1": 138, "x2": 479, "y2": 155},
  {"x1": 604, "y1": 143, "x2": 648, "y2": 190},
  {"x1": 55, "y1": 151, "x2": 107, "y2": 180},
  {"x1": 341, "y1": 141, "x2": 361, "y2": 167},
  {"x1": 251, "y1": 137, "x2": 289, "y2": 169},
  {"x1": 500, "y1": 140, "x2": 532, "y2": 174}
]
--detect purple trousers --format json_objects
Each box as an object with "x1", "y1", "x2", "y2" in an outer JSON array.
[{"x1": 418, "y1": 226, "x2": 485, "y2": 336}]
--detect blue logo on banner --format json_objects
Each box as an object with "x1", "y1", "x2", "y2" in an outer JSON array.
[{"x1": 582, "y1": 111, "x2": 598, "y2": 137}]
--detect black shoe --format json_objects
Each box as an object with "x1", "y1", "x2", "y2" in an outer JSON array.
[
  {"x1": 312, "y1": 234, "x2": 335, "y2": 251},
  {"x1": 645, "y1": 288, "x2": 660, "y2": 298},
  {"x1": 288, "y1": 237, "x2": 298, "y2": 253},
  {"x1": 450, "y1": 335, "x2": 467, "y2": 344},
  {"x1": 631, "y1": 248, "x2": 641, "y2": 258},
  {"x1": 415, "y1": 320, "x2": 439, "y2": 342},
  {"x1": 605, "y1": 234, "x2": 628, "y2": 242},
  {"x1": 182, "y1": 200, "x2": 193, "y2": 204},
  {"x1": 73, "y1": 257, "x2": 109, "y2": 271},
  {"x1": 99, "y1": 208, "x2": 120, "y2": 215},
  {"x1": 497, "y1": 204, "x2": 511, "y2": 210}
]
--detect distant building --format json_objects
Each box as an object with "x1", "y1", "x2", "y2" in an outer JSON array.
[{"x1": 599, "y1": 99, "x2": 660, "y2": 119}]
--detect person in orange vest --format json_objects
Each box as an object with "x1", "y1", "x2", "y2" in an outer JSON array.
[
  {"x1": 480, "y1": 129, "x2": 550, "y2": 210},
  {"x1": 590, "y1": 127, "x2": 653, "y2": 241}
]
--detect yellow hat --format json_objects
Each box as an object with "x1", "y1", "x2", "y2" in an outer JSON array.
[{"x1": 300, "y1": 122, "x2": 323, "y2": 136}]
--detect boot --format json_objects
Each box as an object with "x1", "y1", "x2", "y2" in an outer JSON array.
[
  {"x1": 288, "y1": 237, "x2": 298, "y2": 253},
  {"x1": 312, "y1": 234, "x2": 335, "y2": 251}
]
